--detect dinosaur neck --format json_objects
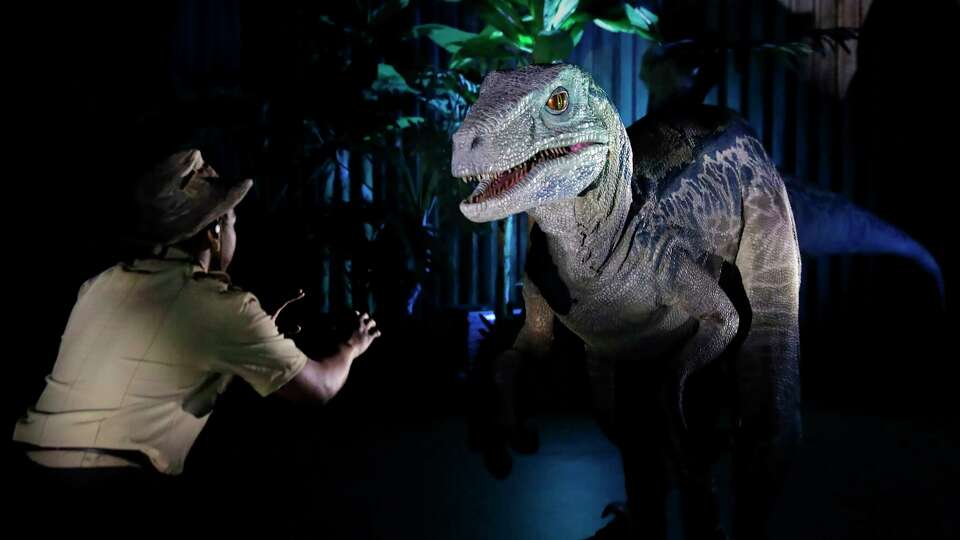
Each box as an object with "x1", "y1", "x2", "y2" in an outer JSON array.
[{"x1": 529, "y1": 112, "x2": 633, "y2": 281}]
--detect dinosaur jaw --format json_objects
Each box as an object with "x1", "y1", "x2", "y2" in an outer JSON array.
[{"x1": 458, "y1": 142, "x2": 605, "y2": 222}]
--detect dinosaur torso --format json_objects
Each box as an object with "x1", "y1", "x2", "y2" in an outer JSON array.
[
  {"x1": 453, "y1": 63, "x2": 803, "y2": 538},
  {"x1": 525, "y1": 106, "x2": 772, "y2": 364}
]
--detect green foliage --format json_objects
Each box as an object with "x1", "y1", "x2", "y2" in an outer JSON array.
[
  {"x1": 639, "y1": 25, "x2": 860, "y2": 111},
  {"x1": 532, "y1": 30, "x2": 574, "y2": 63},
  {"x1": 591, "y1": 2, "x2": 660, "y2": 41},
  {"x1": 754, "y1": 27, "x2": 860, "y2": 72},
  {"x1": 414, "y1": 1, "x2": 663, "y2": 72},
  {"x1": 249, "y1": 1, "x2": 857, "y2": 315}
]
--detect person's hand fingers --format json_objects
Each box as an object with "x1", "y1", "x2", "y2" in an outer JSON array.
[{"x1": 366, "y1": 323, "x2": 378, "y2": 336}]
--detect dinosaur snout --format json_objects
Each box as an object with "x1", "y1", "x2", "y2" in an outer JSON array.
[
  {"x1": 452, "y1": 128, "x2": 481, "y2": 153},
  {"x1": 451, "y1": 127, "x2": 483, "y2": 176}
]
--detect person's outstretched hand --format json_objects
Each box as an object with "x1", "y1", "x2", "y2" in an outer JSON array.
[{"x1": 347, "y1": 311, "x2": 381, "y2": 357}]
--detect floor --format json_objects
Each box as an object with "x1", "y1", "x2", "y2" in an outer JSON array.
[{"x1": 185, "y1": 396, "x2": 959, "y2": 540}]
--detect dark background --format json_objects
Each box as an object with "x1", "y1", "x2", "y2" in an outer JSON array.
[{"x1": 5, "y1": 1, "x2": 957, "y2": 538}]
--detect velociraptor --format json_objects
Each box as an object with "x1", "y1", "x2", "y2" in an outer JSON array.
[{"x1": 451, "y1": 63, "x2": 942, "y2": 540}]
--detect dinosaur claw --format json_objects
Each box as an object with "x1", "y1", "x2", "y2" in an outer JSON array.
[
  {"x1": 587, "y1": 502, "x2": 632, "y2": 540},
  {"x1": 601, "y1": 501, "x2": 627, "y2": 519},
  {"x1": 481, "y1": 444, "x2": 513, "y2": 479},
  {"x1": 508, "y1": 425, "x2": 540, "y2": 455}
]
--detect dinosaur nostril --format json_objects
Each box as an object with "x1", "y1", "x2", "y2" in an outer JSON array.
[{"x1": 453, "y1": 129, "x2": 481, "y2": 152}]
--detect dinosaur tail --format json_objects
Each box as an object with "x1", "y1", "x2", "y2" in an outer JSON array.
[{"x1": 784, "y1": 177, "x2": 945, "y2": 302}]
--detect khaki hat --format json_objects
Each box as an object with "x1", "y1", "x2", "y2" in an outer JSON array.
[{"x1": 133, "y1": 149, "x2": 252, "y2": 247}]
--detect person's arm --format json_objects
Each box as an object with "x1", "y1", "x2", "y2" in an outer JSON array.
[{"x1": 275, "y1": 312, "x2": 380, "y2": 403}]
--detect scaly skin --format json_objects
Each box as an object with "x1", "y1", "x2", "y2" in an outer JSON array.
[{"x1": 451, "y1": 64, "x2": 938, "y2": 539}]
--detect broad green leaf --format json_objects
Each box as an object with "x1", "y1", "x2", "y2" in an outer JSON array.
[
  {"x1": 412, "y1": 24, "x2": 478, "y2": 53},
  {"x1": 396, "y1": 116, "x2": 426, "y2": 129},
  {"x1": 532, "y1": 30, "x2": 574, "y2": 63},
  {"x1": 575, "y1": 0, "x2": 625, "y2": 20},
  {"x1": 570, "y1": 24, "x2": 585, "y2": 46},
  {"x1": 560, "y1": 10, "x2": 590, "y2": 31},
  {"x1": 529, "y1": 0, "x2": 545, "y2": 33},
  {"x1": 454, "y1": 33, "x2": 518, "y2": 58},
  {"x1": 594, "y1": 17, "x2": 657, "y2": 41},
  {"x1": 624, "y1": 4, "x2": 658, "y2": 32},
  {"x1": 478, "y1": 0, "x2": 528, "y2": 45},
  {"x1": 593, "y1": 17, "x2": 632, "y2": 33},
  {"x1": 371, "y1": 64, "x2": 420, "y2": 95},
  {"x1": 543, "y1": 0, "x2": 579, "y2": 31},
  {"x1": 370, "y1": 0, "x2": 410, "y2": 26}
]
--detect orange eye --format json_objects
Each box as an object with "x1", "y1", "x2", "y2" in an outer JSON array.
[{"x1": 546, "y1": 88, "x2": 568, "y2": 114}]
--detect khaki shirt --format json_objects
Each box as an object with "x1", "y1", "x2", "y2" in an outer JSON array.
[{"x1": 13, "y1": 249, "x2": 308, "y2": 475}]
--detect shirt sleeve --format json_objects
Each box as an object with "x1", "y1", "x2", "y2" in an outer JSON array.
[{"x1": 209, "y1": 291, "x2": 309, "y2": 397}]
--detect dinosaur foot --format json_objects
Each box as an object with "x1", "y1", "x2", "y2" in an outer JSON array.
[
  {"x1": 584, "y1": 502, "x2": 632, "y2": 540},
  {"x1": 480, "y1": 443, "x2": 512, "y2": 479},
  {"x1": 508, "y1": 424, "x2": 540, "y2": 455}
]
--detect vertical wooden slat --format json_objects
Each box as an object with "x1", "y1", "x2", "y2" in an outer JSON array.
[
  {"x1": 746, "y1": 0, "x2": 765, "y2": 139},
  {"x1": 459, "y1": 231, "x2": 469, "y2": 306},
  {"x1": 321, "y1": 247, "x2": 331, "y2": 313},
  {"x1": 815, "y1": 0, "x2": 839, "y2": 98},
  {"x1": 703, "y1": 0, "x2": 721, "y2": 107},
  {"x1": 618, "y1": 32, "x2": 634, "y2": 124},
  {"x1": 595, "y1": 29, "x2": 613, "y2": 105},
  {"x1": 469, "y1": 232, "x2": 479, "y2": 306},
  {"x1": 790, "y1": 0, "x2": 815, "y2": 324},
  {"x1": 576, "y1": 25, "x2": 594, "y2": 82},
  {"x1": 485, "y1": 223, "x2": 497, "y2": 306},
  {"x1": 834, "y1": 0, "x2": 858, "y2": 305},
  {"x1": 814, "y1": 0, "x2": 836, "y2": 318},
  {"x1": 501, "y1": 215, "x2": 515, "y2": 315},
  {"x1": 771, "y1": 0, "x2": 788, "y2": 167},
  {"x1": 449, "y1": 225, "x2": 460, "y2": 306},
  {"x1": 418, "y1": 1, "x2": 873, "y2": 317},
  {"x1": 635, "y1": 34, "x2": 650, "y2": 117},
  {"x1": 861, "y1": 0, "x2": 874, "y2": 26},
  {"x1": 609, "y1": 25, "x2": 622, "y2": 115},
  {"x1": 837, "y1": 0, "x2": 859, "y2": 98},
  {"x1": 516, "y1": 213, "x2": 528, "y2": 295},
  {"x1": 724, "y1": 0, "x2": 741, "y2": 112},
  {"x1": 760, "y1": 0, "x2": 775, "y2": 151}
]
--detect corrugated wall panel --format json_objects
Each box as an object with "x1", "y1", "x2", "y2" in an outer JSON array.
[{"x1": 408, "y1": 1, "x2": 868, "y2": 323}]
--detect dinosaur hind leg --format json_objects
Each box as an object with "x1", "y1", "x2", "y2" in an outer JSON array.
[
  {"x1": 733, "y1": 179, "x2": 803, "y2": 540},
  {"x1": 613, "y1": 356, "x2": 670, "y2": 540}
]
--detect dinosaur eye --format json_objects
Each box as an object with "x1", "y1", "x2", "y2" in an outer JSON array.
[{"x1": 546, "y1": 87, "x2": 568, "y2": 114}]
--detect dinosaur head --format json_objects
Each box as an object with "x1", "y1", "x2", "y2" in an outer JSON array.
[{"x1": 452, "y1": 64, "x2": 621, "y2": 222}]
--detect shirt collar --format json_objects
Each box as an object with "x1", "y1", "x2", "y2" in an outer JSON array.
[{"x1": 126, "y1": 246, "x2": 204, "y2": 274}]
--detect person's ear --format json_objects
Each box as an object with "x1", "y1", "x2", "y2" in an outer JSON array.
[{"x1": 206, "y1": 222, "x2": 222, "y2": 254}]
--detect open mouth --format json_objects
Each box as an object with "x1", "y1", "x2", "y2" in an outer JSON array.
[{"x1": 459, "y1": 142, "x2": 598, "y2": 205}]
